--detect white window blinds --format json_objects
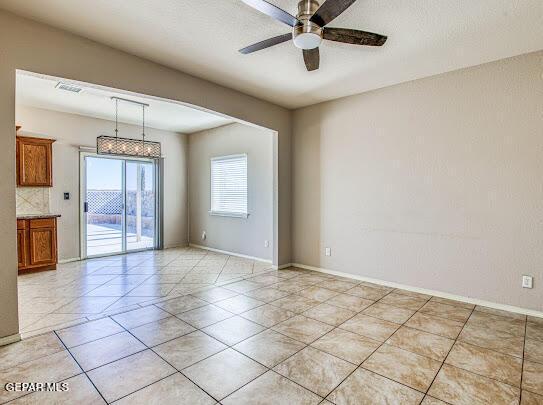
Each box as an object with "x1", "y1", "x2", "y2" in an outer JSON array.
[{"x1": 210, "y1": 154, "x2": 248, "y2": 217}]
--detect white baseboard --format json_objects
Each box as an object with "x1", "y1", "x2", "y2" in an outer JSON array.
[
  {"x1": 291, "y1": 262, "x2": 543, "y2": 319},
  {"x1": 273, "y1": 263, "x2": 293, "y2": 270},
  {"x1": 58, "y1": 257, "x2": 81, "y2": 264},
  {"x1": 0, "y1": 333, "x2": 21, "y2": 346},
  {"x1": 189, "y1": 243, "x2": 272, "y2": 264}
]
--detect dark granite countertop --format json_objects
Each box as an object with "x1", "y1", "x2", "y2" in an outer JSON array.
[{"x1": 17, "y1": 214, "x2": 61, "y2": 220}]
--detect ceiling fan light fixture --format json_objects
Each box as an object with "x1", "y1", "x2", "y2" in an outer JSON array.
[{"x1": 293, "y1": 32, "x2": 322, "y2": 49}]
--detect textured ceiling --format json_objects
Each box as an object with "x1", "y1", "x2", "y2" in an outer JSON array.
[
  {"x1": 2, "y1": 0, "x2": 543, "y2": 108},
  {"x1": 17, "y1": 73, "x2": 233, "y2": 133}
]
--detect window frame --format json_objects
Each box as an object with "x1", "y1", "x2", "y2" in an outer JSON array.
[{"x1": 209, "y1": 153, "x2": 249, "y2": 219}]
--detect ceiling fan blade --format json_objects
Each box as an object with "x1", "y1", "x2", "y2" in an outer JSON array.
[
  {"x1": 303, "y1": 48, "x2": 320, "y2": 71},
  {"x1": 323, "y1": 27, "x2": 387, "y2": 46},
  {"x1": 241, "y1": 0, "x2": 299, "y2": 27},
  {"x1": 310, "y1": 0, "x2": 357, "y2": 27},
  {"x1": 239, "y1": 33, "x2": 293, "y2": 54}
]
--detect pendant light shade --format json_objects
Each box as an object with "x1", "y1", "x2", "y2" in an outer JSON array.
[{"x1": 97, "y1": 97, "x2": 161, "y2": 158}]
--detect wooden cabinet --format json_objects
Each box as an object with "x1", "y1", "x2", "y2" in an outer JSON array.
[
  {"x1": 16, "y1": 136, "x2": 55, "y2": 187},
  {"x1": 17, "y1": 217, "x2": 58, "y2": 273}
]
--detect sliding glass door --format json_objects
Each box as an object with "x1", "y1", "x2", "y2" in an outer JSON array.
[{"x1": 82, "y1": 154, "x2": 157, "y2": 258}]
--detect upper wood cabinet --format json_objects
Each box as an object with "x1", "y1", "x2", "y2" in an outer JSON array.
[{"x1": 16, "y1": 136, "x2": 55, "y2": 187}]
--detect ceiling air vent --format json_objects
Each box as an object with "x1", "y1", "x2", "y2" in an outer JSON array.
[{"x1": 55, "y1": 82, "x2": 83, "y2": 93}]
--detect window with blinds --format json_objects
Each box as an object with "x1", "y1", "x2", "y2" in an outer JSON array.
[{"x1": 210, "y1": 154, "x2": 248, "y2": 217}]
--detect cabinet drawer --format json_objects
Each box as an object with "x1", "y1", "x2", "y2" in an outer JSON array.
[
  {"x1": 29, "y1": 218, "x2": 56, "y2": 229},
  {"x1": 17, "y1": 219, "x2": 26, "y2": 230}
]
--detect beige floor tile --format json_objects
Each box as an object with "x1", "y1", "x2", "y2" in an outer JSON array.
[
  {"x1": 202, "y1": 316, "x2": 265, "y2": 345},
  {"x1": 421, "y1": 396, "x2": 449, "y2": 404},
  {"x1": 19, "y1": 297, "x2": 76, "y2": 314},
  {"x1": 340, "y1": 313, "x2": 399, "y2": 342},
  {"x1": 183, "y1": 348, "x2": 266, "y2": 400},
  {"x1": 129, "y1": 316, "x2": 195, "y2": 346},
  {"x1": 69, "y1": 331, "x2": 146, "y2": 371},
  {"x1": 318, "y1": 279, "x2": 359, "y2": 292},
  {"x1": 223, "y1": 280, "x2": 262, "y2": 293},
  {"x1": 387, "y1": 326, "x2": 454, "y2": 361},
  {"x1": 328, "y1": 367, "x2": 424, "y2": 405},
  {"x1": 53, "y1": 297, "x2": 120, "y2": 314},
  {"x1": 419, "y1": 301, "x2": 472, "y2": 323},
  {"x1": 222, "y1": 370, "x2": 322, "y2": 405},
  {"x1": 192, "y1": 287, "x2": 238, "y2": 303},
  {"x1": 84, "y1": 284, "x2": 137, "y2": 297},
  {"x1": 522, "y1": 390, "x2": 543, "y2": 405},
  {"x1": 363, "y1": 344, "x2": 441, "y2": 391},
  {"x1": 9, "y1": 374, "x2": 105, "y2": 405},
  {"x1": 429, "y1": 296, "x2": 475, "y2": 310},
  {"x1": 176, "y1": 304, "x2": 234, "y2": 328},
  {"x1": 272, "y1": 315, "x2": 334, "y2": 344},
  {"x1": 153, "y1": 330, "x2": 227, "y2": 369},
  {"x1": 274, "y1": 280, "x2": 315, "y2": 293},
  {"x1": 270, "y1": 294, "x2": 321, "y2": 313},
  {"x1": 466, "y1": 311, "x2": 526, "y2": 337},
  {"x1": 87, "y1": 350, "x2": 175, "y2": 403},
  {"x1": 240, "y1": 303, "x2": 296, "y2": 327},
  {"x1": 298, "y1": 286, "x2": 339, "y2": 302},
  {"x1": 303, "y1": 303, "x2": 357, "y2": 326},
  {"x1": 111, "y1": 305, "x2": 171, "y2": 329},
  {"x1": 358, "y1": 282, "x2": 394, "y2": 293},
  {"x1": 243, "y1": 286, "x2": 290, "y2": 302},
  {"x1": 213, "y1": 295, "x2": 265, "y2": 314},
  {"x1": 445, "y1": 341, "x2": 522, "y2": 387},
  {"x1": 274, "y1": 346, "x2": 356, "y2": 397},
  {"x1": 528, "y1": 316, "x2": 543, "y2": 326},
  {"x1": 107, "y1": 274, "x2": 152, "y2": 285},
  {"x1": 126, "y1": 283, "x2": 177, "y2": 297},
  {"x1": 0, "y1": 332, "x2": 64, "y2": 371},
  {"x1": 153, "y1": 295, "x2": 208, "y2": 314},
  {"x1": 523, "y1": 361, "x2": 543, "y2": 395},
  {"x1": 405, "y1": 312, "x2": 465, "y2": 339},
  {"x1": 392, "y1": 289, "x2": 431, "y2": 300},
  {"x1": 113, "y1": 372, "x2": 214, "y2": 405},
  {"x1": 325, "y1": 293, "x2": 374, "y2": 312},
  {"x1": 56, "y1": 317, "x2": 124, "y2": 348},
  {"x1": 311, "y1": 328, "x2": 380, "y2": 365},
  {"x1": 474, "y1": 306, "x2": 527, "y2": 321},
  {"x1": 379, "y1": 292, "x2": 429, "y2": 311},
  {"x1": 527, "y1": 323, "x2": 543, "y2": 343},
  {"x1": 458, "y1": 323, "x2": 525, "y2": 358},
  {"x1": 362, "y1": 303, "x2": 415, "y2": 324},
  {"x1": 234, "y1": 329, "x2": 306, "y2": 367},
  {"x1": 0, "y1": 351, "x2": 82, "y2": 403},
  {"x1": 526, "y1": 339, "x2": 543, "y2": 364},
  {"x1": 428, "y1": 364, "x2": 520, "y2": 405}
]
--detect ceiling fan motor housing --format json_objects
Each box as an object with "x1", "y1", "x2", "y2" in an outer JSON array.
[{"x1": 293, "y1": 0, "x2": 323, "y2": 50}]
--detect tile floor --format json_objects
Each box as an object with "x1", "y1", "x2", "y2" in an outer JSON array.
[{"x1": 1, "y1": 247, "x2": 542, "y2": 404}]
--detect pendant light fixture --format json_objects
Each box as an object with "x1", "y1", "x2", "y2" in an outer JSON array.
[{"x1": 97, "y1": 96, "x2": 161, "y2": 158}]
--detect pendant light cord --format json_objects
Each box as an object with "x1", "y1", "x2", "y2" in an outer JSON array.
[{"x1": 114, "y1": 98, "x2": 119, "y2": 138}]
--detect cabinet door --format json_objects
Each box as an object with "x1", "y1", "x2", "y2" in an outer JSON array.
[
  {"x1": 17, "y1": 138, "x2": 53, "y2": 186},
  {"x1": 17, "y1": 229, "x2": 28, "y2": 268},
  {"x1": 29, "y1": 227, "x2": 57, "y2": 266}
]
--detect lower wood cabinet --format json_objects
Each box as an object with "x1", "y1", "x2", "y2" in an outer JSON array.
[{"x1": 17, "y1": 217, "x2": 58, "y2": 272}]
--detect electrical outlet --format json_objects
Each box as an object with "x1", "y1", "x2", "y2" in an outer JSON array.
[
  {"x1": 201, "y1": 231, "x2": 206, "y2": 240},
  {"x1": 522, "y1": 275, "x2": 533, "y2": 289},
  {"x1": 325, "y1": 247, "x2": 331, "y2": 256},
  {"x1": 264, "y1": 240, "x2": 269, "y2": 248}
]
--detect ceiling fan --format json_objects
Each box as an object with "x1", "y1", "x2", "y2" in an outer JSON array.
[{"x1": 239, "y1": 0, "x2": 387, "y2": 71}]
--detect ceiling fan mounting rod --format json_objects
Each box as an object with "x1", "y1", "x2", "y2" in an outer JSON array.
[{"x1": 293, "y1": 0, "x2": 322, "y2": 50}]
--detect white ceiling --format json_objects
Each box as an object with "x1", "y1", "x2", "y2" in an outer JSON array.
[
  {"x1": 3, "y1": 0, "x2": 543, "y2": 109},
  {"x1": 16, "y1": 73, "x2": 234, "y2": 133}
]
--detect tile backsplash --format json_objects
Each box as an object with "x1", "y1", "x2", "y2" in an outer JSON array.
[{"x1": 16, "y1": 187, "x2": 50, "y2": 215}]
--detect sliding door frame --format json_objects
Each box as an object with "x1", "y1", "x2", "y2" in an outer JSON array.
[{"x1": 79, "y1": 151, "x2": 161, "y2": 259}]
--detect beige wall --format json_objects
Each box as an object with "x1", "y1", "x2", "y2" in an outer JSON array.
[
  {"x1": 15, "y1": 105, "x2": 188, "y2": 260},
  {"x1": 189, "y1": 123, "x2": 273, "y2": 260},
  {"x1": 0, "y1": 10, "x2": 291, "y2": 339},
  {"x1": 292, "y1": 50, "x2": 543, "y2": 312}
]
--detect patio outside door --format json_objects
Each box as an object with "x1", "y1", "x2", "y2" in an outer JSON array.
[{"x1": 81, "y1": 154, "x2": 157, "y2": 258}]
